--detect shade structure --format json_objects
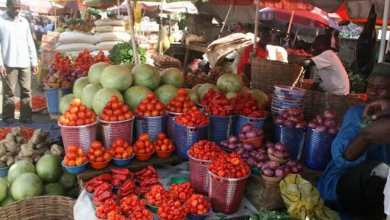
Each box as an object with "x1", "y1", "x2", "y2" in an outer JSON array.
[
  {"x1": 260, "y1": 0, "x2": 314, "y2": 11},
  {"x1": 110, "y1": 1, "x2": 197, "y2": 14},
  {"x1": 21, "y1": 0, "x2": 64, "y2": 14},
  {"x1": 61, "y1": 1, "x2": 88, "y2": 11}
]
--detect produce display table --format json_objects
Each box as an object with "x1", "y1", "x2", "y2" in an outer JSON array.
[{"x1": 76, "y1": 154, "x2": 182, "y2": 181}]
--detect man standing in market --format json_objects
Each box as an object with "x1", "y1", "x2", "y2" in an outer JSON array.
[
  {"x1": 317, "y1": 62, "x2": 390, "y2": 220},
  {"x1": 0, "y1": 0, "x2": 38, "y2": 124},
  {"x1": 299, "y1": 35, "x2": 350, "y2": 95}
]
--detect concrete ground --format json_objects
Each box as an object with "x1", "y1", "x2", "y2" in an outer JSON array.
[{"x1": 0, "y1": 72, "x2": 56, "y2": 124}]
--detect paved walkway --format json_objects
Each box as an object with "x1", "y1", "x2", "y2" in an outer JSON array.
[{"x1": 0, "y1": 72, "x2": 56, "y2": 124}]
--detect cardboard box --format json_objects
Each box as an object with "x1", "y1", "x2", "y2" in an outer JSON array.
[
  {"x1": 40, "y1": 51, "x2": 55, "y2": 64},
  {"x1": 42, "y1": 34, "x2": 58, "y2": 44},
  {"x1": 40, "y1": 41, "x2": 55, "y2": 51}
]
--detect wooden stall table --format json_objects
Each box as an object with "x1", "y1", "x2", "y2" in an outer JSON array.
[{"x1": 183, "y1": 42, "x2": 208, "y2": 69}]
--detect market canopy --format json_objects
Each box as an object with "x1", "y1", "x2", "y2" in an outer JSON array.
[
  {"x1": 21, "y1": 0, "x2": 66, "y2": 14},
  {"x1": 110, "y1": 1, "x2": 198, "y2": 14}
]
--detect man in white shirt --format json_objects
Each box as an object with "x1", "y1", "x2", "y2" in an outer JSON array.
[
  {"x1": 299, "y1": 35, "x2": 350, "y2": 96},
  {"x1": 0, "y1": 0, "x2": 38, "y2": 124}
]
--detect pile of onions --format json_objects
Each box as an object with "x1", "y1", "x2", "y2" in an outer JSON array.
[
  {"x1": 221, "y1": 135, "x2": 242, "y2": 151},
  {"x1": 239, "y1": 123, "x2": 265, "y2": 140},
  {"x1": 275, "y1": 107, "x2": 307, "y2": 129},
  {"x1": 261, "y1": 159, "x2": 303, "y2": 178},
  {"x1": 266, "y1": 142, "x2": 290, "y2": 160},
  {"x1": 246, "y1": 148, "x2": 269, "y2": 169},
  {"x1": 235, "y1": 142, "x2": 256, "y2": 159},
  {"x1": 308, "y1": 110, "x2": 340, "y2": 134}
]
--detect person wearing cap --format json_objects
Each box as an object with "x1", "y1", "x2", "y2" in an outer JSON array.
[
  {"x1": 299, "y1": 35, "x2": 350, "y2": 95},
  {"x1": 317, "y1": 62, "x2": 390, "y2": 220}
]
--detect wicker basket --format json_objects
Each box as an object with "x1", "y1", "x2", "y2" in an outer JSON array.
[
  {"x1": 288, "y1": 54, "x2": 312, "y2": 65},
  {"x1": 0, "y1": 196, "x2": 75, "y2": 220},
  {"x1": 302, "y1": 90, "x2": 366, "y2": 125},
  {"x1": 251, "y1": 58, "x2": 303, "y2": 94}
]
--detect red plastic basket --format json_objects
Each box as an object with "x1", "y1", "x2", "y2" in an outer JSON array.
[
  {"x1": 59, "y1": 121, "x2": 98, "y2": 153},
  {"x1": 189, "y1": 153, "x2": 211, "y2": 195},
  {"x1": 207, "y1": 169, "x2": 250, "y2": 214},
  {"x1": 99, "y1": 117, "x2": 134, "y2": 148}
]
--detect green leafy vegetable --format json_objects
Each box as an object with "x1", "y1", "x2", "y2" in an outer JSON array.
[
  {"x1": 108, "y1": 41, "x2": 147, "y2": 65},
  {"x1": 249, "y1": 210, "x2": 298, "y2": 220}
]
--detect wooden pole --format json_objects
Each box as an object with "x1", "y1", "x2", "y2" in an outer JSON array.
[
  {"x1": 126, "y1": 0, "x2": 139, "y2": 64},
  {"x1": 252, "y1": 0, "x2": 260, "y2": 55}
]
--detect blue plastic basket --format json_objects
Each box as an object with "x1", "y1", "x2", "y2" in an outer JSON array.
[
  {"x1": 234, "y1": 115, "x2": 266, "y2": 136},
  {"x1": 207, "y1": 115, "x2": 236, "y2": 147},
  {"x1": 304, "y1": 128, "x2": 337, "y2": 171},
  {"x1": 0, "y1": 166, "x2": 10, "y2": 178},
  {"x1": 135, "y1": 114, "x2": 167, "y2": 142},
  {"x1": 274, "y1": 124, "x2": 305, "y2": 161},
  {"x1": 112, "y1": 154, "x2": 135, "y2": 166},
  {"x1": 167, "y1": 111, "x2": 182, "y2": 141},
  {"x1": 45, "y1": 88, "x2": 71, "y2": 114},
  {"x1": 61, "y1": 161, "x2": 88, "y2": 174},
  {"x1": 174, "y1": 121, "x2": 209, "y2": 160}
]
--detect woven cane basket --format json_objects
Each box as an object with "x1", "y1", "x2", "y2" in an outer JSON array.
[
  {"x1": 288, "y1": 54, "x2": 312, "y2": 65},
  {"x1": 251, "y1": 58, "x2": 303, "y2": 94},
  {"x1": 0, "y1": 196, "x2": 75, "y2": 220}
]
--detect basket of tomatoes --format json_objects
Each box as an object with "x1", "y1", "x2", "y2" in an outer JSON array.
[
  {"x1": 99, "y1": 95, "x2": 135, "y2": 147},
  {"x1": 207, "y1": 152, "x2": 250, "y2": 214},
  {"x1": 61, "y1": 144, "x2": 89, "y2": 173},
  {"x1": 201, "y1": 89, "x2": 236, "y2": 147},
  {"x1": 153, "y1": 133, "x2": 175, "y2": 158},
  {"x1": 109, "y1": 138, "x2": 135, "y2": 166},
  {"x1": 134, "y1": 92, "x2": 167, "y2": 142},
  {"x1": 186, "y1": 194, "x2": 212, "y2": 220},
  {"x1": 174, "y1": 107, "x2": 209, "y2": 160},
  {"x1": 187, "y1": 140, "x2": 225, "y2": 195},
  {"x1": 58, "y1": 98, "x2": 98, "y2": 153},
  {"x1": 157, "y1": 199, "x2": 189, "y2": 220},
  {"x1": 166, "y1": 89, "x2": 194, "y2": 140},
  {"x1": 134, "y1": 133, "x2": 155, "y2": 161},
  {"x1": 88, "y1": 141, "x2": 111, "y2": 169}
]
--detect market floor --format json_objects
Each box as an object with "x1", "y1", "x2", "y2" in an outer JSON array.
[{"x1": 0, "y1": 73, "x2": 56, "y2": 124}]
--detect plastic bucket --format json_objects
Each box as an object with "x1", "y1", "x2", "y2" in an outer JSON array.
[
  {"x1": 274, "y1": 124, "x2": 305, "y2": 161},
  {"x1": 188, "y1": 153, "x2": 211, "y2": 195},
  {"x1": 174, "y1": 121, "x2": 209, "y2": 160},
  {"x1": 234, "y1": 115, "x2": 266, "y2": 136},
  {"x1": 208, "y1": 169, "x2": 250, "y2": 214},
  {"x1": 59, "y1": 121, "x2": 98, "y2": 153},
  {"x1": 207, "y1": 115, "x2": 236, "y2": 147},
  {"x1": 135, "y1": 114, "x2": 167, "y2": 142},
  {"x1": 304, "y1": 127, "x2": 337, "y2": 171},
  {"x1": 0, "y1": 166, "x2": 10, "y2": 178},
  {"x1": 99, "y1": 117, "x2": 134, "y2": 148},
  {"x1": 167, "y1": 111, "x2": 182, "y2": 141},
  {"x1": 45, "y1": 88, "x2": 71, "y2": 114}
]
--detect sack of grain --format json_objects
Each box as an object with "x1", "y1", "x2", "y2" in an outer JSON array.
[
  {"x1": 94, "y1": 18, "x2": 125, "y2": 27},
  {"x1": 55, "y1": 43, "x2": 97, "y2": 52},
  {"x1": 95, "y1": 26, "x2": 126, "y2": 33},
  {"x1": 96, "y1": 41, "x2": 122, "y2": 50},
  {"x1": 95, "y1": 32, "x2": 131, "y2": 42},
  {"x1": 58, "y1": 32, "x2": 98, "y2": 44}
]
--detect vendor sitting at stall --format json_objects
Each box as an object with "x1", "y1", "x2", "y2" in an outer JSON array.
[
  {"x1": 64, "y1": 18, "x2": 76, "y2": 32},
  {"x1": 236, "y1": 27, "x2": 272, "y2": 76},
  {"x1": 317, "y1": 62, "x2": 390, "y2": 220},
  {"x1": 299, "y1": 35, "x2": 349, "y2": 95},
  {"x1": 54, "y1": 16, "x2": 65, "y2": 33}
]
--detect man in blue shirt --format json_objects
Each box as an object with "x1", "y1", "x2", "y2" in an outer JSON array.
[{"x1": 317, "y1": 62, "x2": 390, "y2": 220}]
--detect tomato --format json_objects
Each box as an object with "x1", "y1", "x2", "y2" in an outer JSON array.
[
  {"x1": 151, "y1": 110, "x2": 159, "y2": 117},
  {"x1": 77, "y1": 111, "x2": 86, "y2": 120},
  {"x1": 156, "y1": 103, "x2": 164, "y2": 111},
  {"x1": 110, "y1": 115, "x2": 118, "y2": 121},
  {"x1": 79, "y1": 104, "x2": 87, "y2": 112},
  {"x1": 139, "y1": 133, "x2": 149, "y2": 141},
  {"x1": 103, "y1": 153, "x2": 111, "y2": 161},
  {"x1": 76, "y1": 119, "x2": 85, "y2": 126},
  {"x1": 113, "y1": 109, "x2": 123, "y2": 116},
  {"x1": 91, "y1": 141, "x2": 102, "y2": 149},
  {"x1": 144, "y1": 111, "x2": 151, "y2": 117},
  {"x1": 177, "y1": 89, "x2": 187, "y2": 97},
  {"x1": 68, "y1": 160, "x2": 76, "y2": 166},
  {"x1": 71, "y1": 98, "x2": 82, "y2": 107},
  {"x1": 124, "y1": 112, "x2": 133, "y2": 120},
  {"x1": 108, "y1": 149, "x2": 116, "y2": 157},
  {"x1": 94, "y1": 149, "x2": 103, "y2": 157},
  {"x1": 147, "y1": 92, "x2": 154, "y2": 99},
  {"x1": 96, "y1": 156, "x2": 104, "y2": 162},
  {"x1": 112, "y1": 102, "x2": 119, "y2": 110},
  {"x1": 106, "y1": 109, "x2": 113, "y2": 116},
  {"x1": 86, "y1": 110, "x2": 94, "y2": 118},
  {"x1": 69, "y1": 113, "x2": 78, "y2": 121},
  {"x1": 121, "y1": 105, "x2": 130, "y2": 113},
  {"x1": 111, "y1": 95, "x2": 119, "y2": 103},
  {"x1": 105, "y1": 101, "x2": 112, "y2": 109},
  {"x1": 115, "y1": 147, "x2": 125, "y2": 154},
  {"x1": 88, "y1": 154, "x2": 96, "y2": 162},
  {"x1": 68, "y1": 145, "x2": 78, "y2": 153},
  {"x1": 115, "y1": 154, "x2": 122, "y2": 159},
  {"x1": 75, "y1": 157, "x2": 84, "y2": 166},
  {"x1": 77, "y1": 148, "x2": 84, "y2": 157},
  {"x1": 70, "y1": 106, "x2": 79, "y2": 114},
  {"x1": 146, "y1": 103, "x2": 153, "y2": 111},
  {"x1": 122, "y1": 151, "x2": 130, "y2": 159},
  {"x1": 63, "y1": 156, "x2": 70, "y2": 166}
]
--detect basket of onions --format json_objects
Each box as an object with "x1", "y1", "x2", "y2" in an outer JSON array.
[
  {"x1": 266, "y1": 142, "x2": 290, "y2": 164},
  {"x1": 304, "y1": 110, "x2": 340, "y2": 171},
  {"x1": 238, "y1": 124, "x2": 265, "y2": 148},
  {"x1": 274, "y1": 107, "x2": 306, "y2": 161}
]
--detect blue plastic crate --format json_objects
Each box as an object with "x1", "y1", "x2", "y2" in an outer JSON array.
[
  {"x1": 174, "y1": 121, "x2": 209, "y2": 160},
  {"x1": 274, "y1": 124, "x2": 305, "y2": 161},
  {"x1": 207, "y1": 115, "x2": 236, "y2": 147},
  {"x1": 135, "y1": 114, "x2": 167, "y2": 142},
  {"x1": 45, "y1": 88, "x2": 71, "y2": 114},
  {"x1": 234, "y1": 114, "x2": 266, "y2": 136},
  {"x1": 304, "y1": 127, "x2": 337, "y2": 171}
]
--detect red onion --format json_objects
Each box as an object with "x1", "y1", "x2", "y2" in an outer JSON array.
[
  {"x1": 257, "y1": 148, "x2": 266, "y2": 154},
  {"x1": 228, "y1": 143, "x2": 237, "y2": 150},
  {"x1": 297, "y1": 113, "x2": 304, "y2": 121},
  {"x1": 241, "y1": 123, "x2": 254, "y2": 133},
  {"x1": 264, "y1": 142, "x2": 274, "y2": 149},
  {"x1": 273, "y1": 150, "x2": 284, "y2": 159},
  {"x1": 316, "y1": 115, "x2": 324, "y2": 125},
  {"x1": 284, "y1": 120, "x2": 296, "y2": 127},
  {"x1": 238, "y1": 133, "x2": 246, "y2": 140},
  {"x1": 283, "y1": 166, "x2": 291, "y2": 174},
  {"x1": 316, "y1": 125, "x2": 327, "y2": 132},
  {"x1": 324, "y1": 110, "x2": 337, "y2": 120},
  {"x1": 228, "y1": 135, "x2": 239, "y2": 144},
  {"x1": 242, "y1": 152, "x2": 250, "y2": 158},
  {"x1": 287, "y1": 107, "x2": 302, "y2": 117},
  {"x1": 295, "y1": 123, "x2": 305, "y2": 128},
  {"x1": 267, "y1": 161, "x2": 280, "y2": 169},
  {"x1": 308, "y1": 121, "x2": 318, "y2": 129},
  {"x1": 256, "y1": 162, "x2": 264, "y2": 168},
  {"x1": 221, "y1": 140, "x2": 229, "y2": 147},
  {"x1": 243, "y1": 143, "x2": 255, "y2": 151},
  {"x1": 245, "y1": 131, "x2": 258, "y2": 139},
  {"x1": 275, "y1": 116, "x2": 285, "y2": 125},
  {"x1": 324, "y1": 119, "x2": 336, "y2": 128},
  {"x1": 275, "y1": 168, "x2": 285, "y2": 177},
  {"x1": 262, "y1": 168, "x2": 275, "y2": 177},
  {"x1": 287, "y1": 116, "x2": 299, "y2": 123},
  {"x1": 236, "y1": 148, "x2": 245, "y2": 155},
  {"x1": 286, "y1": 160, "x2": 296, "y2": 167},
  {"x1": 267, "y1": 146, "x2": 275, "y2": 155},
  {"x1": 282, "y1": 110, "x2": 289, "y2": 119},
  {"x1": 296, "y1": 164, "x2": 303, "y2": 171},
  {"x1": 274, "y1": 143, "x2": 286, "y2": 151},
  {"x1": 283, "y1": 151, "x2": 290, "y2": 159},
  {"x1": 255, "y1": 153, "x2": 268, "y2": 162},
  {"x1": 247, "y1": 158, "x2": 257, "y2": 167},
  {"x1": 291, "y1": 166, "x2": 300, "y2": 174},
  {"x1": 261, "y1": 163, "x2": 269, "y2": 170},
  {"x1": 328, "y1": 127, "x2": 338, "y2": 134}
]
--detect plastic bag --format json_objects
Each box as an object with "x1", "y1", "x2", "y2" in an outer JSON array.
[
  {"x1": 280, "y1": 174, "x2": 340, "y2": 220},
  {"x1": 74, "y1": 189, "x2": 97, "y2": 220}
]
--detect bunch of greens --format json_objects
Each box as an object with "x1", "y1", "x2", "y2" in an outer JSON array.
[
  {"x1": 339, "y1": 58, "x2": 368, "y2": 93},
  {"x1": 249, "y1": 211, "x2": 298, "y2": 220},
  {"x1": 108, "y1": 41, "x2": 147, "y2": 65}
]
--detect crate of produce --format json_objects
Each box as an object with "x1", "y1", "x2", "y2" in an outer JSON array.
[
  {"x1": 167, "y1": 111, "x2": 182, "y2": 141},
  {"x1": 135, "y1": 114, "x2": 167, "y2": 142},
  {"x1": 174, "y1": 121, "x2": 209, "y2": 160},
  {"x1": 304, "y1": 127, "x2": 337, "y2": 171},
  {"x1": 188, "y1": 154, "x2": 210, "y2": 195},
  {"x1": 99, "y1": 117, "x2": 134, "y2": 148},
  {"x1": 59, "y1": 121, "x2": 98, "y2": 153},
  {"x1": 234, "y1": 115, "x2": 266, "y2": 136},
  {"x1": 207, "y1": 115, "x2": 236, "y2": 147},
  {"x1": 45, "y1": 88, "x2": 72, "y2": 114},
  {"x1": 274, "y1": 124, "x2": 305, "y2": 161}
]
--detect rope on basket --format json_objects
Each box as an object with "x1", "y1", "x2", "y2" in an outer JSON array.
[{"x1": 290, "y1": 67, "x2": 305, "y2": 89}]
